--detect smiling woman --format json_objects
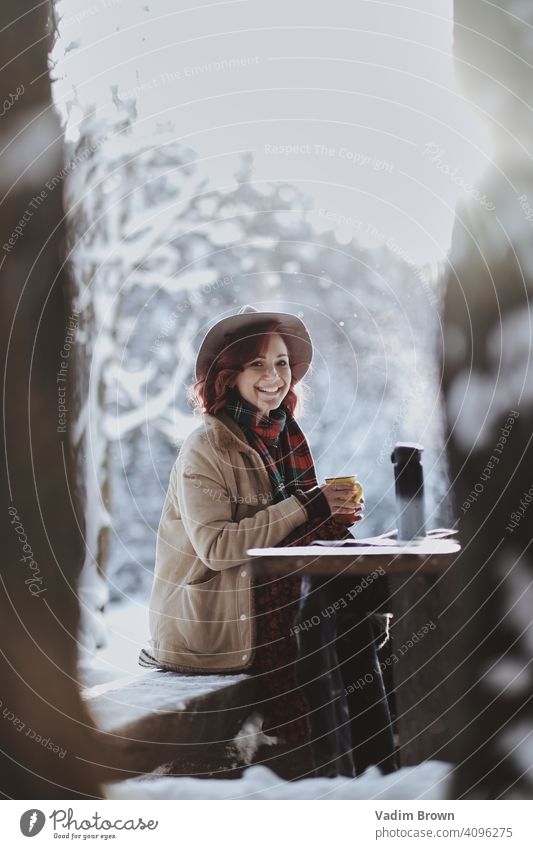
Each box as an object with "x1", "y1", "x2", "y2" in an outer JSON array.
[
  {"x1": 199, "y1": 322, "x2": 300, "y2": 418},
  {"x1": 144, "y1": 304, "x2": 397, "y2": 777}
]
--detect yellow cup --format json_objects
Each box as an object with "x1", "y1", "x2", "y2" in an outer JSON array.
[{"x1": 324, "y1": 475, "x2": 363, "y2": 505}]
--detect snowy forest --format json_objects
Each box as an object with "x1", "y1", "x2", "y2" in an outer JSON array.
[
  {"x1": 1, "y1": 0, "x2": 532, "y2": 809},
  {"x1": 49, "y1": 0, "x2": 463, "y2": 618}
]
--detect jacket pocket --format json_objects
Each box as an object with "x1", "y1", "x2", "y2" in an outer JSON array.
[
  {"x1": 186, "y1": 566, "x2": 219, "y2": 586},
  {"x1": 182, "y1": 571, "x2": 228, "y2": 654}
]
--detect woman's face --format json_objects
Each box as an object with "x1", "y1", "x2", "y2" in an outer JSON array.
[{"x1": 234, "y1": 333, "x2": 291, "y2": 416}]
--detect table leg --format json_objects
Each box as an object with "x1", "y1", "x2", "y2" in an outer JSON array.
[
  {"x1": 295, "y1": 575, "x2": 399, "y2": 778},
  {"x1": 389, "y1": 573, "x2": 454, "y2": 766}
]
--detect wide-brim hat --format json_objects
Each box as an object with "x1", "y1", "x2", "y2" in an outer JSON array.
[{"x1": 195, "y1": 305, "x2": 313, "y2": 382}]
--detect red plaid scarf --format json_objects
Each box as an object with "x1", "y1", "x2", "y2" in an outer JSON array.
[
  {"x1": 223, "y1": 389, "x2": 316, "y2": 501},
  {"x1": 223, "y1": 390, "x2": 353, "y2": 545}
]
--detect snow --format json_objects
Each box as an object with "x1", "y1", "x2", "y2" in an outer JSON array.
[
  {"x1": 50, "y1": 0, "x2": 488, "y2": 266},
  {"x1": 79, "y1": 600, "x2": 149, "y2": 683},
  {"x1": 446, "y1": 369, "x2": 497, "y2": 451},
  {"x1": 77, "y1": 564, "x2": 110, "y2": 665},
  {"x1": 47, "y1": 42, "x2": 457, "y2": 606},
  {"x1": 498, "y1": 550, "x2": 533, "y2": 654},
  {"x1": 79, "y1": 603, "x2": 251, "y2": 733},
  {"x1": 107, "y1": 760, "x2": 452, "y2": 800},
  {"x1": 51, "y1": 0, "x2": 462, "y2": 633},
  {"x1": 497, "y1": 722, "x2": 533, "y2": 782},
  {"x1": 483, "y1": 656, "x2": 531, "y2": 697},
  {"x1": 232, "y1": 712, "x2": 278, "y2": 766},
  {"x1": 41, "y1": 0, "x2": 533, "y2": 804},
  {"x1": 0, "y1": 108, "x2": 61, "y2": 191},
  {"x1": 83, "y1": 604, "x2": 452, "y2": 799},
  {"x1": 162, "y1": 268, "x2": 220, "y2": 293},
  {"x1": 84, "y1": 667, "x2": 249, "y2": 734},
  {"x1": 447, "y1": 306, "x2": 532, "y2": 451}
]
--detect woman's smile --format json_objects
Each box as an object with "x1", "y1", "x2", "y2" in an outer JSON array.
[{"x1": 255, "y1": 385, "x2": 283, "y2": 394}]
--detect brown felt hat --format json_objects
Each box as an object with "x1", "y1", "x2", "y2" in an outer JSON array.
[{"x1": 195, "y1": 305, "x2": 313, "y2": 382}]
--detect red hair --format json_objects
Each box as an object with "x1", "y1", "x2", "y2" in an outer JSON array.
[{"x1": 188, "y1": 320, "x2": 306, "y2": 416}]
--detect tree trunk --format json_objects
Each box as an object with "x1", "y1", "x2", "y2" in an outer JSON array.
[
  {"x1": 0, "y1": 1, "x2": 105, "y2": 798},
  {"x1": 441, "y1": 0, "x2": 533, "y2": 799}
]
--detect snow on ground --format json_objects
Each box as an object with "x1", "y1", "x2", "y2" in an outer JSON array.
[
  {"x1": 107, "y1": 760, "x2": 452, "y2": 801},
  {"x1": 79, "y1": 600, "x2": 150, "y2": 687},
  {"x1": 90, "y1": 606, "x2": 452, "y2": 800},
  {"x1": 232, "y1": 712, "x2": 278, "y2": 766}
]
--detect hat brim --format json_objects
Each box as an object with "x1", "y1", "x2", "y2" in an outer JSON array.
[{"x1": 195, "y1": 310, "x2": 313, "y2": 382}]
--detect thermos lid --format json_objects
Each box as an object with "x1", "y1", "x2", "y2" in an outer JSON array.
[{"x1": 391, "y1": 442, "x2": 424, "y2": 464}]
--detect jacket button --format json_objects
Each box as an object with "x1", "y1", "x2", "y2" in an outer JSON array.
[
  {"x1": 240, "y1": 570, "x2": 247, "y2": 578},
  {"x1": 240, "y1": 613, "x2": 247, "y2": 621},
  {"x1": 241, "y1": 654, "x2": 248, "y2": 661}
]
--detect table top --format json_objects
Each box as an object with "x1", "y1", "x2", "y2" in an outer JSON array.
[{"x1": 247, "y1": 537, "x2": 461, "y2": 575}]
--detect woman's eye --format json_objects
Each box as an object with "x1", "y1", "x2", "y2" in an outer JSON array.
[{"x1": 248, "y1": 360, "x2": 289, "y2": 368}]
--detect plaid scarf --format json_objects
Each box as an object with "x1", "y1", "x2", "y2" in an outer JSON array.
[{"x1": 223, "y1": 389, "x2": 317, "y2": 504}]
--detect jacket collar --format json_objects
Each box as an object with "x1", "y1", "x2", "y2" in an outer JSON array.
[{"x1": 201, "y1": 411, "x2": 258, "y2": 456}]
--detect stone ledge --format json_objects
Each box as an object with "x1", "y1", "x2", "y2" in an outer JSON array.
[{"x1": 82, "y1": 669, "x2": 314, "y2": 781}]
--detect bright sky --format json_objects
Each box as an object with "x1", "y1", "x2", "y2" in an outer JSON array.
[{"x1": 51, "y1": 0, "x2": 490, "y2": 265}]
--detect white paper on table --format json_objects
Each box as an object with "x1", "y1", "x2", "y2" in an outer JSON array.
[{"x1": 310, "y1": 528, "x2": 458, "y2": 547}]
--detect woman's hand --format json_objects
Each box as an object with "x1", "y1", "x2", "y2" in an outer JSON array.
[{"x1": 320, "y1": 482, "x2": 365, "y2": 525}]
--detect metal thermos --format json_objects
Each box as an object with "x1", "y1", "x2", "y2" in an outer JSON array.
[{"x1": 391, "y1": 442, "x2": 426, "y2": 541}]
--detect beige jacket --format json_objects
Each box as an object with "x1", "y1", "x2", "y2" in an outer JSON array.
[{"x1": 147, "y1": 412, "x2": 309, "y2": 673}]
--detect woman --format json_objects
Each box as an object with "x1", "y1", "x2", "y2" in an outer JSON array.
[{"x1": 144, "y1": 305, "x2": 397, "y2": 777}]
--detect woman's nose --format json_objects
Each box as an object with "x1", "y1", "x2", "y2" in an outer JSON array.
[{"x1": 263, "y1": 364, "x2": 278, "y2": 377}]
